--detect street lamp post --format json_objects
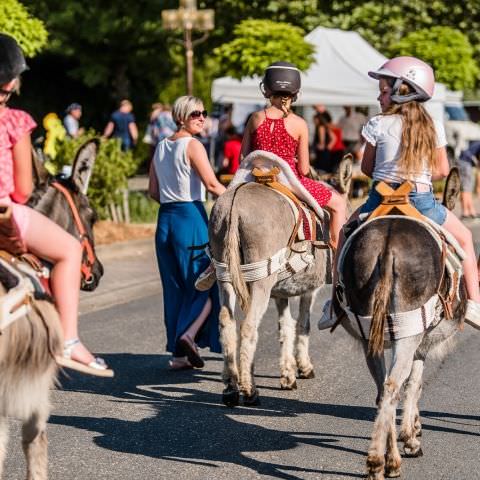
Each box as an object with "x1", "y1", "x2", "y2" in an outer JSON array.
[{"x1": 162, "y1": 0, "x2": 215, "y2": 96}]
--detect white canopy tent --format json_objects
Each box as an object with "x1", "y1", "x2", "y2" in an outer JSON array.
[{"x1": 211, "y1": 27, "x2": 445, "y2": 121}]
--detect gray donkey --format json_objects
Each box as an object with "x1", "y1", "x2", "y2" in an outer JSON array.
[
  {"x1": 0, "y1": 140, "x2": 103, "y2": 479},
  {"x1": 337, "y1": 171, "x2": 466, "y2": 479},
  {"x1": 209, "y1": 181, "x2": 332, "y2": 407}
]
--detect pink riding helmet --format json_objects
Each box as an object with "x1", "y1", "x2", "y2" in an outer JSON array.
[{"x1": 368, "y1": 56, "x2": 435, "y2": 104}]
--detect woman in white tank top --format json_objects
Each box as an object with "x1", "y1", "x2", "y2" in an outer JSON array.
[{"x1": 148, "y1": 96, "x2": 226, "y2": 369}]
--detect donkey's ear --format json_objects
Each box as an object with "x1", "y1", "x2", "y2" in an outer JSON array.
[
  {"x1": 31, "y1": 147, "x2": 49, "y2": 187},
  {"x1": 71, "y1": 139, "x2": 99, "y2": 194}
]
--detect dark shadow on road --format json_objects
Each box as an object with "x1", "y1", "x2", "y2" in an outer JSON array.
[{"x1": 54, "y1": 353, "x2": 370, "y2": 479}]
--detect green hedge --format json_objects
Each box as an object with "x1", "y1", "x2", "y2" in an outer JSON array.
[{"x1": 51, "y1": 131, "x2": 141, "y2": 218}]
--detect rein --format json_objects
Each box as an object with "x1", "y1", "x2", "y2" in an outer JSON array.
[{"x1": 51, "y1": 181, "x2": 95, "y2": 285}]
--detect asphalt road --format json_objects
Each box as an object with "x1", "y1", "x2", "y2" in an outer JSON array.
[{"x1": 3, "y1": 238, "x2": 480, "y2": 480}]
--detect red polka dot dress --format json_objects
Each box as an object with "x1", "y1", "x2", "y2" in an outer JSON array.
[{"x1": 251, "y1": 112, "x2": 332, "y2": 206}]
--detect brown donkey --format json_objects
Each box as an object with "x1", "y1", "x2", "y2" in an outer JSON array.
[
  {"x1": 0, "y1": 140, "x2": 103, "y2": 479},
  {"x1": 338, "y1": 211, "x2": 466, "y2": 479}
]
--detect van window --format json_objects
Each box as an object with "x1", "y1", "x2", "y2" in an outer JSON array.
[{"x1": 445, "y1": 105, "x2": 470, "y2": 121}]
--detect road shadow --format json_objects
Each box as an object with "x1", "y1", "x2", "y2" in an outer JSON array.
[{"x1": 53, "y1": 353, "x2": 369, "y2": 479}]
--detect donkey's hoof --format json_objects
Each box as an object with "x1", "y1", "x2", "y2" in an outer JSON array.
[
  {"x1": 222, "y1": 388, "x2": 240, "y2": 407},
  {"x1": 403, "y1": 445, "x2": 423, "y2": 458},
  {"x1": 243, "y1": 390, "x2": 261, "y2": 406},
  {"x1": 385, "y1": 465, "x2": 401, "y2": 478},
  {"x1": 280, "y1": 377, "x2": 297, "y2": 390},
  {"x1": 298, "y1": 369, "x2": 315, "y2": 379}
]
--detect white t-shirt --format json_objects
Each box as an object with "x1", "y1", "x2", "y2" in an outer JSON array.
[
  {"x1": 153, "y1": 137, "x2": 206, "y2": 204},
  {"x1": 362, "y1": 114, "x2": 447, "y2": 185}
]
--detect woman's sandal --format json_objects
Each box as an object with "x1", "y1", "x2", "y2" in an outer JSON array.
[
  {"x1": 56, "y1": 338, "x2": 114, "y2": 378},
  {"x1": 169, "y1": 357, "x2": 193, "y2": 370},
  {"x1": 177, "y1": 334, "x2": 204, "y2": 368}
]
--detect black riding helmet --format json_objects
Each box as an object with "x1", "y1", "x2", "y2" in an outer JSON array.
[
  {"x1": 0, "y1": 33, "x2": 28, "y2": 85},
  {"x1": 261, "y1": 61, "x2": 301, "y2": 98}
]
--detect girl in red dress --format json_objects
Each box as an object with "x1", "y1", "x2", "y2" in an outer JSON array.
[{"x1": 241, "y1": 62, "x2": 347, "y2": 248}]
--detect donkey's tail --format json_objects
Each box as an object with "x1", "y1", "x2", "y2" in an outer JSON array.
[
  {"x1": 368, "y1": 249, "x2": 394, "y2": 356},
  {"x1": 225, "y1": 188, "x2": 250, "y2": 312}
]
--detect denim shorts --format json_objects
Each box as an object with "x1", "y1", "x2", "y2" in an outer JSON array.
[{"x1": 360, "y1": 184, "x2": 447, "y2": 225}]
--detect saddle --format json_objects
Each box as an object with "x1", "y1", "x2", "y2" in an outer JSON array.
[
  {"x1": 368, "y1": 181, "x2": 423, "y2": 220},
  {"x1": 252, "y1": 167, "x2": 329, "y2": 247}
]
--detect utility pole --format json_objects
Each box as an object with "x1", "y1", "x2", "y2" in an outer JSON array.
[{"x1": 162, "y1": 0, "x2": 214, "y2": 95}]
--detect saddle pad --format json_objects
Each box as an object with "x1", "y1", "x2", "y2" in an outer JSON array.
[
  {"x1": 272, "y1": 189, "x2": 321, "y2": 241},
  {"x1": 229, "y1": 150, "x2": 329, "y2": 220}
]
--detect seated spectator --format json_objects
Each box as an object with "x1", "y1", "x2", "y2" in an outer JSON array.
[
  {"x1": 338, "y1": 106, "x2": 366, "y2": 156},
  {"x1": 222, "y1": 126, "x2": 242, "y2": 174}
]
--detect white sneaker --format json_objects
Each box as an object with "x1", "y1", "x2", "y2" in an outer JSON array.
[
  {"x1": 317, "y1": 300, "x2": 337, "y2": 330},
  {"x1": 465, "y1": 300, "x2": 480, "y2": 330}
]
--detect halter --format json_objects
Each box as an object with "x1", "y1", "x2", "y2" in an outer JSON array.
[{"x1": 51, "y1": 181, "x2": 96, "y2": 285}]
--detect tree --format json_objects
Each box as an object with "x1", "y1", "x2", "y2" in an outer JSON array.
[
  {"x1": 214, "y1": 19, "x2": 315, "y2": 79},
  {"x1": 0, "y1": 0, "x2": 47, "y2": 56},
  {"x1": 313, "y1": 0, "x2": 480, "y2": 87},
  {"x1": 389, "y1": 27, "x2": 478, "y2": 91}
]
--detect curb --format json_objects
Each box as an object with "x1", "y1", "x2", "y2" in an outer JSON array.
[{"x1": 96, "y1": 237, "x2": 155, "y2": 261}]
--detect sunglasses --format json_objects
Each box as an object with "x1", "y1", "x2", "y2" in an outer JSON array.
[
  {"x1": 0, "y1": 88, "x2": 14, "y2": 96},
  {"x1": 189, "y1": 110, "x2": 208, "y2": 119}
]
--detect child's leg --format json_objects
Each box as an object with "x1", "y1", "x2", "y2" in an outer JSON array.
[
  {"x1": 442, "y1": 211, "x2": 480, "y2": 301},
  {"x1": 324, "y1": 190, "x2": 347, "y2": 249},
  {"x1": 22, "y1": 208, "x2": 96, "y2": 365}
]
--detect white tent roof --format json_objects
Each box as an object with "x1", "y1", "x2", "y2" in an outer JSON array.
[{"x1": 211, "y1": 27, "x2": 446, "y2": 110}]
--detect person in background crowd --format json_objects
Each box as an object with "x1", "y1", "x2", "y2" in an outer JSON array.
[
  {"x1": 103, "y1": 99, "x2": 138, "y2": 151},
  {"x1": 313, "y1": 112, "x2": 335, "y2": 171},
  {"x1": 458, "y1": 141, "x2": 480, "y2": 219},
  {"x1": 222, "y1": 125, "x2": 242, "y2": 174},
  {"x1": 153, "y1": 103, "x2": 176, "y2": 144},
  {"x1": 63, "y1": 103, "x2": 83, "y2": 138},
  {"x1": 143, "y1": 102, "x2": 164, "y2": 163},
  {"x1": 328, "y1": 119, "x2": 346, "y2": 171},
  {"x1": 338, "y1": 106, "x2": 366, "y2": 156},
  {"x1": 148, "y1": 95, "x2": 226, "y2": 370}
]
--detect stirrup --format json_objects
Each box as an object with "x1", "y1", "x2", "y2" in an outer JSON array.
[{"x1": 56, "y1": 338, "x2": 114, "y2": 377}]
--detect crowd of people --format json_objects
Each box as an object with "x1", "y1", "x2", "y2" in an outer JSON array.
[{"x1": 1, "y1": 30, "x2": 480, "y2": 379}]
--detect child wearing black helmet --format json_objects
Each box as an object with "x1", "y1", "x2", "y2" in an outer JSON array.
[
  {"x1": 242, "y1": 61, "x2": 347, "y2": 248},
  {"x1": 0, "y1": 33, "x2": 112, "y2": 376}
]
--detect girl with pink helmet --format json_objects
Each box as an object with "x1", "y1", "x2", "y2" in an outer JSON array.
[{"x1": 319, "y1": 56, "x2": 480, "y2": 330}]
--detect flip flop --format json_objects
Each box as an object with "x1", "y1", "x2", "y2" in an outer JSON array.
[
  {"x1": 169, "y1": 358, "x2": 194, "y2": 370},
  {"x1": 177, "y1": 335, "x2": 204, "y2": 368},
  {"x1": 57, "y1": 338, "x2": 114, "y2": 378}
]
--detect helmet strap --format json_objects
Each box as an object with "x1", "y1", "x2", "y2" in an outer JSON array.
[{"x1": 390, "y1": 77, "x2": 428, "y2": 104}]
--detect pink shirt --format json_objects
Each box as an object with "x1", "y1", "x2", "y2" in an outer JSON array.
[{"x1": 0, "y1": 108, "x2": 36, "y2": 198}]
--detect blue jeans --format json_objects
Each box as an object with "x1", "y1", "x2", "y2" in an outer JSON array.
[{"x1": 360, "y1": 183, "x2": 447, "y2": 225}]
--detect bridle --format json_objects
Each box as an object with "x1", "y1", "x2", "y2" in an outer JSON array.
[{"x1": 51, "y1": 181, "x2": 96, "y2": 285}]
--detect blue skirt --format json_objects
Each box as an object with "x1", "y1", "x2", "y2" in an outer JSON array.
[{"x1": 155, "y1": 201, "x2": 221, "y2": 355}]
